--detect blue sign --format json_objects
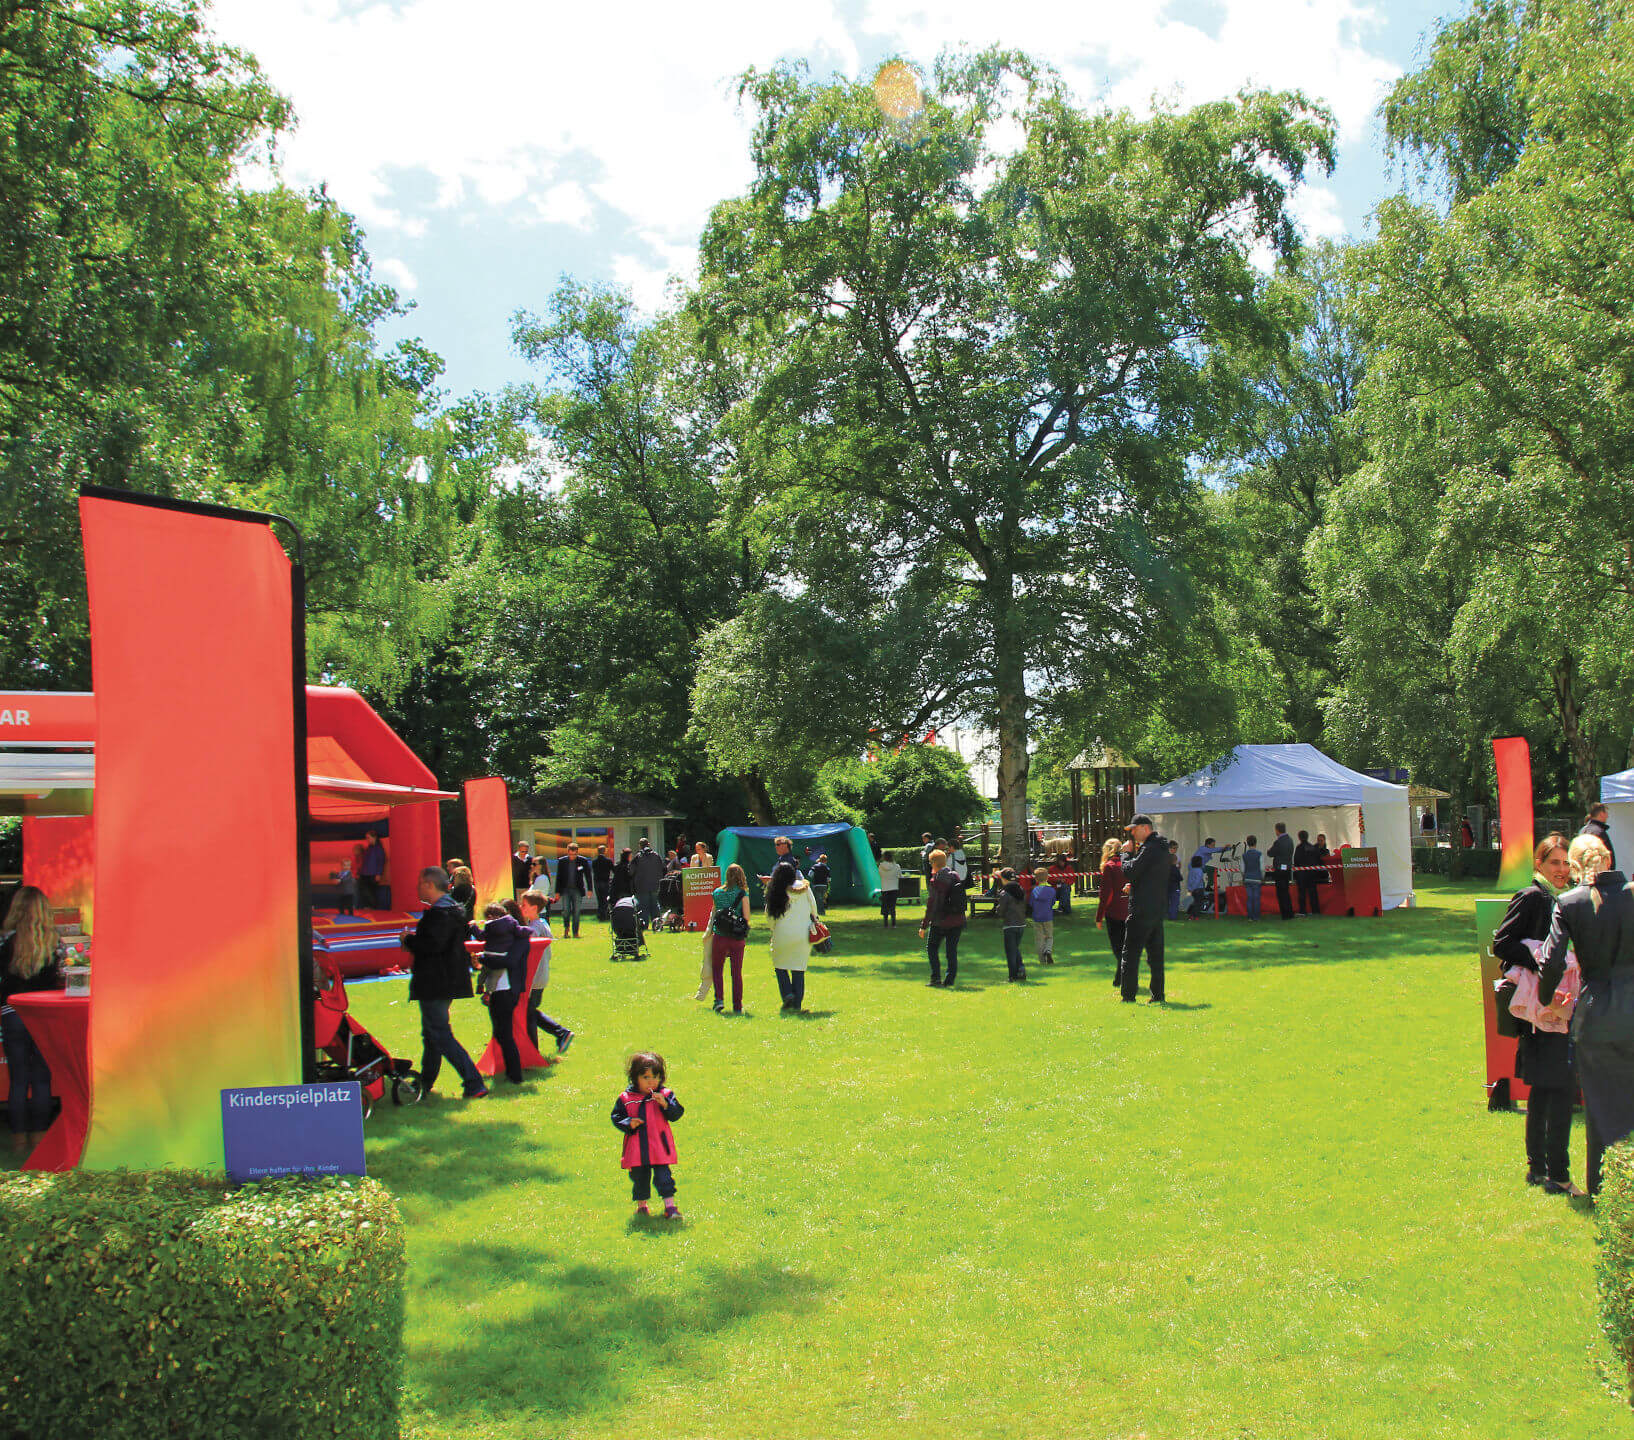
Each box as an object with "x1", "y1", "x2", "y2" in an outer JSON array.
[{"x1": 220, "y1": 1082, "x2": 367, "y2": 1183}]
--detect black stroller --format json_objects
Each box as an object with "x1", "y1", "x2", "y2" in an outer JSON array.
[{"x1": 609, "y1": 896, "x2": 650, "y2": 962}]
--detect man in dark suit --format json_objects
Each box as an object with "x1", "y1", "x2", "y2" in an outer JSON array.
[
  {"x1": 512, "y1": 843, "x2": 533, "y2": 896},
  {"x1": 1119, "y1": 815, "x2": 1169, "y2": 1004},
  {"x1": 400, "y1": 866, "x2": 486, "y2": 1099},
  {"x1": 1581, "y1": 805, "x2": 1617, "y2": 869},
  {"x1": 591, "y1": 844, "x2": 615, "y2": 922},
  {"x1": 1267, "y1": 822, "x2": 1295, "y2": 921},
  {"x1": 1293, "y1": 829, "x2": 1319, "y2": 915},
  {"x1": 555, "y1": 841, "x2": 592, "y2": 938}
]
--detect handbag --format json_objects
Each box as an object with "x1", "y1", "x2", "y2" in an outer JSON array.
[
  {"x1": 808, "y1": 919, "x2": 831, "y2": 946},
  {"x1": 714, "y1": 904, "x2": 748, "y2": 940}
]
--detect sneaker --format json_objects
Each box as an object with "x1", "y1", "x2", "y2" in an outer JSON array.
[
  {"x1": 712, "y1": 1001, "x2": 724, "y2": 1013},
  {"x1": 557, "y1": 1032, "x2": 574, "y2": 1055},
  {"x1": 463, "y1": 1088, "x2": 490, "y2": 1099},
  {"x1": 636, "y1": 1202, "x2": 650, "y2": 1215},
  {"x1": 663, "y1": 1201, "x2": 682, "y2": 1219}
]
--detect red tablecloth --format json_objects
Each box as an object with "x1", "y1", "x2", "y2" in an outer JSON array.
[
  {"x1": 9, "y1": 992, "x2": 89, "y2": 1172},
  {"x1": 1223, "y1": 860, "x2": 1349, "y2": 917}
]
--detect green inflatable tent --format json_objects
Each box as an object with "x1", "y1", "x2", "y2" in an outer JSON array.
[{"x1": 715, "y1": 824, "x2": 881, "y2": 906}]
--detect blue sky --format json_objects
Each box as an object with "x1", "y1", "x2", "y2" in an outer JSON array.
[{"x1": 210, "y1": 0, "x2": 1461, "y2": 402}]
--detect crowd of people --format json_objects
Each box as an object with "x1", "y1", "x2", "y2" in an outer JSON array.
[{"x1": 1489, "y1": 809, "x2": 1634, "y2": 1199}]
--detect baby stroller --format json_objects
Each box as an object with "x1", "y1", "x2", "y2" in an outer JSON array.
[
  {"x1": 609, "y1": 896, "x2": 651, "y2": 962},
  {"x1": 313, "y1": 953, "x2": 422, "y2": 1117}
]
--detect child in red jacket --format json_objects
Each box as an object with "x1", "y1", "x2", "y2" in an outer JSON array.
[{"x1": 611, "y1": 1051, "x2": 685, "y2": 1218}]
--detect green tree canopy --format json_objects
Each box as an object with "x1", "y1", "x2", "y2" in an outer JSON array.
[{"x1": 694, "y1": 52, "x2": 1335, "y2": 862}]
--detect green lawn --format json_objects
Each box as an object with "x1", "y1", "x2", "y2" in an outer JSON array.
[{"x1": 344, "y1": 878, "x2": 1634, "y2": 1439}]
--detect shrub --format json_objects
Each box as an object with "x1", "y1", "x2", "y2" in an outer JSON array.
[
  {"x1": 1599, "y1": 1141, "x2": 1634, "y2": 1406},
  {"x1": 0, "y1": 1170, "x2": 404, "y2": 1439},
  {"x1": 1411, "y1": 845, "x2": 1501, "y2": 879}
]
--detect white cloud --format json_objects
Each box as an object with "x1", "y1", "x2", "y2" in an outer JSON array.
[
  {"x1": 207, "y1": 0, "x2": 1401, "y2": 332},
  {"x1": 1291, "y1": 182, "x2": 1346, "y2": 243},
  {"x1": 376, "y1": 256, "x2": 418, "y2": 291},
  {"x1": 533, "y1": 180, "x2": 594, "y2": 230}
]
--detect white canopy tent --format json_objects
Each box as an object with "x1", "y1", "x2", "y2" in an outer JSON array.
[
  {"x1": 1136, "y1": 744, "x2": 1415, "y2": 910},
  {"x1": 1600, "y1": 767, "x2": 1634, "y2": 868}
]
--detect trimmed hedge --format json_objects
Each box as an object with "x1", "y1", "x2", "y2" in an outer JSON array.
[
  {"x1": 0, "y1": 1170, "x2": 404, "y2": 1439},
  {"x1": 1411, "y1": 845, "x2": 1501, "y2": 879},
  {"x1": 1599, "y1": 1141, "x2": 1634, "y2": 1405}
]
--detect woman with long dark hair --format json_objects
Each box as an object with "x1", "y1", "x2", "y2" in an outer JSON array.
[
  {"x1": 1539, "y1": 833, "x2": 1634, "y2": 1194},
  {"x1": 1492, "y1": 833, "x2": 1579, "y2": 1193},
  {"x1": 764, "y1": 863, "x2": 818, "y2": 1012}
]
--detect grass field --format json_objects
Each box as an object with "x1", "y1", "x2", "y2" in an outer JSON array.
[{"x1": 342, "y1": 878, "x2": 1634, "y2": 1439}]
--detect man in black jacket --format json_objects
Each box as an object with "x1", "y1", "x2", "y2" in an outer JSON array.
[
  {"x1": 1120, "y1": 815, "x2": 1170, "y2": 1004},
  {"x1": 591, "y1": 845, "x2": 615, "y2": 922},
  {"x1": 401, "y1": 866, "x2": 487, "y2": 1099},
  {"x1": 555, "y1": 841, "x2": 592, "y2": 938},
  {"x1": 1267, "y1": 823, "x2": 1295, "y2": 921},
  {"x1": 1580, "y1": 805, "x2": 1617, "y2": 869},
  {"x1": 1293, "y1": 830, "x2": 1320, "y2": 915}
]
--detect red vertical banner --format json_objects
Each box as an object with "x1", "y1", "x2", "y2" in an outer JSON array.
[
  {"x1": 22, "y1": 816, "x2": 95, "y2": 931},
  {"x1": 682, "y1": 867, "x2": 721, "y2": 933},
  {"x1": 1493, "y1": 737, "x2": 1535, "y2": 893},
  {"x1": 465, "y1": 777, "x2": 513, "y2": 912},
  {"x1": 78, "y1": 492, "x2": 304, "y2": 1171}
]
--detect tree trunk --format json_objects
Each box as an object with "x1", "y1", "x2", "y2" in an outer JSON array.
[
  {"x1": 742, "y1": 770, "x2": 778, "y2": 826},
  {"x1": 992, "y1": 593, "x2": 1031, "y2": 872},
  {"x1": 1552, "y1": 654, "x2": 1599, "y2": 812}
]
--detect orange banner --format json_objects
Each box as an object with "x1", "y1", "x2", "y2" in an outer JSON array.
[
  {"x1": 78, "y1": 491, "x2": 304, "y2": 1171},
  {"x1": 1493, "y1": 737, "x2": 1535, "y2": 893},
  {"x1": 465, "y1": 777, "x2": 514, "y2": 912}
]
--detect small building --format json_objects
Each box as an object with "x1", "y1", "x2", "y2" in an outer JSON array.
[{"x1": 509, "y1": 781, "x2": 677, "y2": 864}]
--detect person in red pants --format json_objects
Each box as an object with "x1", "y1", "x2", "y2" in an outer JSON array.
[{"x1": 708, "y1": 863, "x2": 751, "y2": 1013}]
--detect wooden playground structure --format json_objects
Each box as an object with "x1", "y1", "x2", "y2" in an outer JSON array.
[{"x1": 970, "y1": 748, "x2": 1141, "y2": 894}]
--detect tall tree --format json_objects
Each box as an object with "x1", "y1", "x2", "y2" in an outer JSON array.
[
  {"x1": 0, "y1": 0, "x2": 480, "y2": 689},
  {"x1": 1348, "y1": 0, "x2": 1634, "y2": 803},
  {"x1": 694, "y1": 53, "x2": 1335, "y2": 861},
  {"x1": 509, "y1": 283, "x2": 782, "y2": 819}
]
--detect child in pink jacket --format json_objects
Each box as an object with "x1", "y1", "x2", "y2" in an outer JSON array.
[{"x1": 610, "y1": 1051, "x2": 685, "y2": 1218}]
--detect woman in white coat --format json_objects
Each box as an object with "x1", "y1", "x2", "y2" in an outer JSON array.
[{"x1": 765, "y1": 863, "x2": 819, "y2": 1012}]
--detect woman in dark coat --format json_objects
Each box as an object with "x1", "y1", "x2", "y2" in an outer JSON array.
[
  {"x1": 1492, "y1": 834, "x2": 1578, "y2": 1193},
  {"x1": 611, "y1": 848, "x2": 635, "y2": 902},
  {"x1": 1539, "y1": 832, "x2": 1634, "y2": 1195}
]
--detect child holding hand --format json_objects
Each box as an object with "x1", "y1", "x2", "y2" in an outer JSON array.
[{"x1": 611, "y1": 1051, "x2": 685, "y2": 1218}]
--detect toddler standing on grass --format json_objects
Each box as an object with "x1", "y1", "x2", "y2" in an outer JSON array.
[
  {"x1": 1029, "y1": 867, "x2": 1056, "y2": 965},
  {"x1": 611, "y1": 1051, "x2": 685, "y2": 1219}
]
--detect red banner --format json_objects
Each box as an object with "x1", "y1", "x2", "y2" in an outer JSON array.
[
  {"x1": 0, "y1": 691, "x2": 94, "y2": 745},
  {"x1": 78, "y1": 492, "x2": 304, "y2": 1171},
  {"x1": 464, "y1": 777, "x2": 514, "y2": 912},
  {"x1": 682, "y1": 866, "x2": 721, "y2": 933},
  {"x1": 21, "y1": 816, "x2": 94, "y2": 931}
]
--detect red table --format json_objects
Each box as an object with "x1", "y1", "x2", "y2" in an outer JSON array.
[{"x1": 9, "y1": 992, "x2": 89, "y2": 1172}]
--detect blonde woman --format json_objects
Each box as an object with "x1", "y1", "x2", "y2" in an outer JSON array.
[
  {"x1": 1539, "y1": 833, "x2": 1634, "y2": 1195},
  {"x1": 1, "y1": 886, "x2": 67, "y2": 1153}
]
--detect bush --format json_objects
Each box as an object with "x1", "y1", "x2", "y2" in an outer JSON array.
[
  {"x1": 1598, "y1": 1141, "x2": 1634, "y2": 1405},
  {"x1": 1411, "y1": 845, "x2": 1501, "y2": 879},
  {"x1": 0, "y1": 1170, "x2": 405, "y2": 1439}
]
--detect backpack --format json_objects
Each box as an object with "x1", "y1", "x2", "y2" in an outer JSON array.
[
  {"x1": 713, "y1": 901, "x2": 748, "y2": 940},
  {"x1": 941, "y1": 871, "x2": 967, "y2": 920}
]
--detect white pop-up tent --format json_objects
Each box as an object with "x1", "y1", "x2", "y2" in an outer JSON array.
[
  {"x1": 1600, "y1": 767, "x2": 1634, "y2": 868},
  {"x1": 1136, "y1": 743, "x2": 1415, "y2": 910}
]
